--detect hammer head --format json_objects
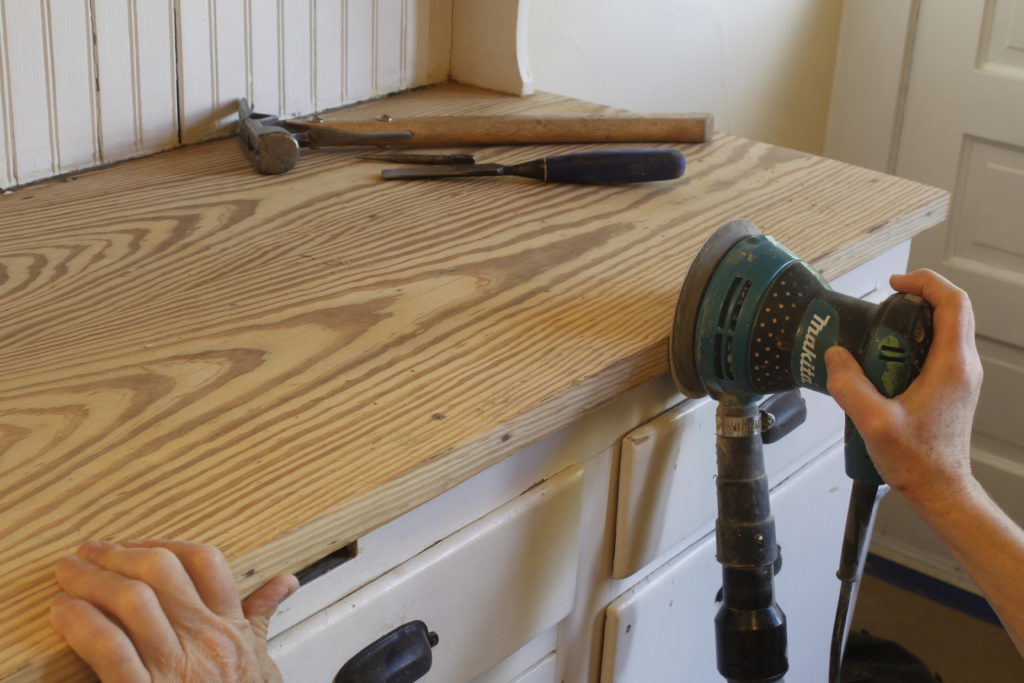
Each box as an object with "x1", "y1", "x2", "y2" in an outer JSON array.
[
  {"x1": 237, "y1": 99, "x2": 414, "y2": 175},
  {"x1": 238, "y1": 99, "x2": 301, "y2": 175}
]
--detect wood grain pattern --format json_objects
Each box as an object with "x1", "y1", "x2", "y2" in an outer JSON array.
[{"x1": 0, "y1": 83, "x2": 947, "y2": 681}]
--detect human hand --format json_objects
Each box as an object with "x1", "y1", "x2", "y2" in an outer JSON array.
[
  {"x1": 50, "y1": 539, "x2": 298, "y2": 683},
  {"x1": 824, "y1": 269, "x2": 983, "y2": 510}
]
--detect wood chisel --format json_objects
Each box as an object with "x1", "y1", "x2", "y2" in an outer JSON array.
[{"x1": 379, "y1": 148, "x2": 685, "y2": 185}]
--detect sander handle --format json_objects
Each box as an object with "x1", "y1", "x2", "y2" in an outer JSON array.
[{"x1": 844, "y1": 292, "x2": 933, "y2": 485}]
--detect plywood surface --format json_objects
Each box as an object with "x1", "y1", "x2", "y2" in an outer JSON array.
[{"x1": 0, "y1": 83, "x2": 947, "y2": 681}]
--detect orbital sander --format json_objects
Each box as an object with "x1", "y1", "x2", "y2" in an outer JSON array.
[{"x1": 669, "y1": 220, "x2": 933, "y2": 683}]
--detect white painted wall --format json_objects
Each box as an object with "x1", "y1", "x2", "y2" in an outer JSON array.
[{"x1": 527, "y1": 0, "x2": 843, "y2": 155}]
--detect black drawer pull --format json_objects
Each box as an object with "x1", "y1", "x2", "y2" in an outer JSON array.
[{"x1": 334, "y1": 620, "x2": 439, "y2": 683}]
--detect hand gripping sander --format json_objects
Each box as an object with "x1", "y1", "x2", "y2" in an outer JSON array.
[{"x1": 669, "y1": 220, "x2": 932, "y2": 683}]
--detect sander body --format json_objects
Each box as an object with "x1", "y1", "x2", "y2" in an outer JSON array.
[{"x1": 669, "y1": 220, "x2": 932, "y2": 682}]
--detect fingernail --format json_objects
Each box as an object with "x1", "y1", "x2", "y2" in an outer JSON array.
[
  {"x1": 51, "y1": 591, "x2": 71, "y2": 605},
  {"x1": 77, "y1": 540, "x2": 111, "y2": 560},
  {"x1": 55, "y1": 554, "x2": 87, "y2": 578}
]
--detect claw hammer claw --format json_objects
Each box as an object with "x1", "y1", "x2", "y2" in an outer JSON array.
[{"x1": 238, "y1": 98, "x2": 412, "y2": 174}]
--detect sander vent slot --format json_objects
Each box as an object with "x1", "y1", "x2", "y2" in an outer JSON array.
[
  {"x1": 879, "y1": 343, "x2": 906, "y2": 362},
  {"x1": 713, "y1": 277, "x2": 753, "y2": 382},
  {"x1": 731, "y1": 280, "x2": 753, "y2": 330}
]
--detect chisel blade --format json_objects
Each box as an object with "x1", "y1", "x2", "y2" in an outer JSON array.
[
  {"x1": 359, "y1": 152, "x2": 478, "y2": 164},
  {"x1": 380, "y1": 164, "x2": 506, "y2": 180}
]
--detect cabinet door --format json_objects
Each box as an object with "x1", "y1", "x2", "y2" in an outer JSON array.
[
  {"x1": 471, "y1": 627, "x2": 556, "y2": 683},
  {"x1": 509, "y1": 653, "x2": 558, "y2": 683},
  {"x1": 270, "y1": 465, "x2": 583, "y2": 682},
  {"x1": 603, "y1": 443, "x2": 853, "y2": 682}
]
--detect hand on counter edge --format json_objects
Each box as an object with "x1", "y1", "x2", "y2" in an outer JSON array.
[{"x1": 51, "y1": 539, "x2": 298, "y2": 683}]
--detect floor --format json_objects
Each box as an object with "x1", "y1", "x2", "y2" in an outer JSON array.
[{"x1": 852, "y1": 574, "x2": 1024, "y2": 683}]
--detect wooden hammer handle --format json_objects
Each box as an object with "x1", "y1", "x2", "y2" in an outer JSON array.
[{"x1": 311, "y1": 113, "x2": 714, "y2": 146}]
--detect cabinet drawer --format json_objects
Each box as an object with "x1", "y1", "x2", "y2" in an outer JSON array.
[
  {"x1": 471, "y1": 627, "x2": 556, "y2": 683},
  {"x1": 269, "y1": 465, "x2": 583, "y2": 682},
  {"x1": 603, "y1": 443, "x2": 852, "y2": 682},
  {"x1": 270, "y1": 375, "x2": 683, "y2": 639}
]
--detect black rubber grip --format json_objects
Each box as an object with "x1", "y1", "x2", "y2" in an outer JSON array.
[{"x1": 516, "y1": 148, "x2": 686, "y2": 184}]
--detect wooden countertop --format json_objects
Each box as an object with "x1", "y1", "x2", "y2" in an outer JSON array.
[{"x1": 0, "y1": 83, "x2": 947, "y2": 680}]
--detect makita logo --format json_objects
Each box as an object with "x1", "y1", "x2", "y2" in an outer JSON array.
[{"x1": 799, "y1": 313, "x2": 832, "y2": 385}]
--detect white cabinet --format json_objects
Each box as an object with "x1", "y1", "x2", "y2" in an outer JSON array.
[
  {"x1": 472, "y1": 629, "x2": 558, "y2": 683},
  {"x1": 604, "y1": 531, "x2": 721, "y2": 682},
  {"x1": 271, "y1": 465, "x2": 584, "y2": 682},
  {"x1": 613, "y1": 396, "x2": 717, "y2": 580},
  {"x1": 613, "y1": 391, "x2": 845, "y2": 579},
  {"x1": 507, "y1": 654, "x2": 558, "y2": 683},
  {"x1": 603, "y1": 442, "x2": 853, "y2": 683},
  {"x1": 267, "y1": 372, "x2": 685, "y2": 683}
]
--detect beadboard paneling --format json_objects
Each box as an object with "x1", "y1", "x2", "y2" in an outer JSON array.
[
  {"x1": 1, "y1": 0, "x2": 56, "y2": 186},
  {"x1": 169, "y1": 0, "x2": 454, "y2": 145},
  {"x1": 0, "y1": 0, "x2": 453, "y2": 188},
  {"x1": 345, "y1": 0, "x2": 375, "y2": 103},
  {"x1": 48, "y1": 2, "x2": 101, "y2": 171},
  {"x1": 0, "y1": 0, "x2": 101, "y2": 187},
  {"x1": 0, "y1": 0, "x2": 178, "y2": 187},
  {"x1": 93, "y1": 0, "x2": 179, "y2": 159}
]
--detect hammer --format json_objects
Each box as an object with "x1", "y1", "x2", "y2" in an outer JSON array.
[{"x1": 237, "y1": 98, "x2": 714, "y2": 175}]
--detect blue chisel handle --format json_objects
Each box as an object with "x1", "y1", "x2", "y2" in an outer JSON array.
[{"x1": 510, "y1": 148, "x2": 686, "y2": 185}]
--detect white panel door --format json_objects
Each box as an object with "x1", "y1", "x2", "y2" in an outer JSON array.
[
  {"x1": 824, "y1": 0, "x2": 917, "y2": 173},
  {"x1": 878, "y1": 0, "x2": 1024, "y2": 580}
]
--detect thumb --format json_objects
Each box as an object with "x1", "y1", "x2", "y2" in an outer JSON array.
[
  {"x1": 242, "y1": 574, "x2": 299, "y2": 640},
  {"x1": 824, "y1": 346, "x2": 889, "y2": 428}
]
